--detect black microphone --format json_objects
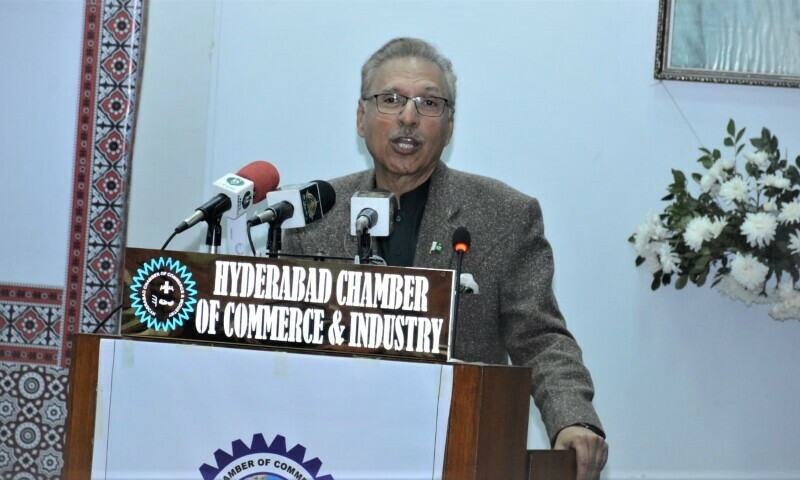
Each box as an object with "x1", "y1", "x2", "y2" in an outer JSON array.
[
  {"x1": 248, "y1": 180, "x2": 336, "y2": 228},
  {"x1": 354, "y1": 208, "x2": 379, "y2": 234},
  {"x1": 451, "y1": 227, "x2": 471, "y2": 357},
  {"x1": 246, "y1": 201, "x2": 294, "y2": 227},
  {"x1": 175, "y1": 161, "x2": 280, "y2": 233},
  {"x1": 453, "y1": 227, "x2": 471, "y2": 254},
  {"x1": 349, "y1": 190, "x2": 396, "y2": 237}
]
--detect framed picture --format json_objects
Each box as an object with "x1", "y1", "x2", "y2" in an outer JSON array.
[{"x1": 655, "y1": 0, "x2": 800, "y2": 88}]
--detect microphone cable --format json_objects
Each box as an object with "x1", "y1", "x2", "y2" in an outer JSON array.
[{"x1": 93, "y1": 232, "x2": 175, "y2": 334}]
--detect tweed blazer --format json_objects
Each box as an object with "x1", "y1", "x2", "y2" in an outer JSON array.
[{"x1": 283, "y1": 161, "x2": 602, "y2": 441}]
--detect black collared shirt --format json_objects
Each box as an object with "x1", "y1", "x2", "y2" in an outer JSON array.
[{"x1": 378, "y1": 179, "x2": 431, "y2": 267}]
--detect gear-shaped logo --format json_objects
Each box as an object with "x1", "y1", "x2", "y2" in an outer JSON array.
[
  {"x1": 200, "y1": 434, "x2": 334, "y2": 480},
  {"x1": 129, "y1": 257, "x2": 198, "y2": 332}
]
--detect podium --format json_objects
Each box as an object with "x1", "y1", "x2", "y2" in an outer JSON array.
[
  {"x1": 63, "y1": 334, "x2": 573, "y2": 479},
  {"x1": 63, "y1": 249, "x2": 576, "y2": 479}
]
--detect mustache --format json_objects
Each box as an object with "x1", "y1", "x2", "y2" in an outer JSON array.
[{"x1": 389, "y1": 128, "x2": 425, "y2": 143}]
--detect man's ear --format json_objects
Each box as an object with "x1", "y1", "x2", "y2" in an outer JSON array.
[
  {"x1": 444, "y1": 114, "x2": 454, "y2": 146},
  {"x1": 356, "y1": 100, "x2": 366, "y2": 138}
]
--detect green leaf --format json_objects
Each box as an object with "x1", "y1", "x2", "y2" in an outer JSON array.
[
  {"x1": 735, "y1": 127, "x2": 745, "y2": 143},
  {"x1": 661, "y1": 193, "x2": 675, "y2": 201},
  {"x1": 691, "y1": 172, "x2": 702, "y2": 183},
  {"x1": 736, "y1": 144, "x2": 745, "y2": 155},
  {"x1": 651, "y1": 273, "x2": 661, "y2": 291},
  {"x1": 751, "y1": 137, "x2": 766, "y2": 150},
  {"x1": 724, "y1": 137, "x2": 734, "y2": 147},
  {"x1": 675, "y1": 275, "x2": 689, "y2": 289},
  {"x1": 727, "y1": 119, "x2": 736, "y2": 136},
  {"x1": 696, "y1": 271, "x2": 708, "y2": 287},
  {"x1": 635, "y1": 256, "x2": 645, "y2": 266}
]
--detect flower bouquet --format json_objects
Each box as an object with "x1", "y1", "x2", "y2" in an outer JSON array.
[{"x1": 631, "y1": 119, "x2": 800, "y2": 321}]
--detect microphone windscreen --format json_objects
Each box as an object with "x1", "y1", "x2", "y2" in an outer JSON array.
[
  {"x1": 452, "y1": 226, "x2": 471, "y2": 252},
  {"x1": 312, "y1": 180, "x2": 337, "y2": 214},
  {"x1": 238, "y1": 161, "x2": 280, "y2": 202}
]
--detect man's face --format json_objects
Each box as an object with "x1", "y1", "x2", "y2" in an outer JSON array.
[{"x1": 357, "y1": 57, "x2": 454, "y2": 185}]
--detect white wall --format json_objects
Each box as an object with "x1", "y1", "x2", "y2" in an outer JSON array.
[
  {"x1": 0, "y1": 0, "x2": 83, "y2": 285},
  {"x1": 127, "y1": 0, "x2": 216, "y2": 252},
  {"x1": 129, "y1": 1, "x2": 800, "y2": 478}
]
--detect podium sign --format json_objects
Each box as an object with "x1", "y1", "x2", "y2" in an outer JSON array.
[
  {"x1": 89, "y1": 338, "x2": 452, "y2": 479},
  {"x1": 121, "y1": 248, "x2": 455, "y2": 361}
]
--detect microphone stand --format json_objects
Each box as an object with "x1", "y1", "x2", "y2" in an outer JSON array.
[
  {"x1": 204, "y1": 215, "x2": 223, "y2": 254},
  {"x1": 265, "y1": 219, "x2": 287, "y2": 258},
  {"x1": 450, "y1": 249, "x2": 466, "y2": 353},
  {"x1": 356, "y1": 230, "x2": 372, "y2": 264}
]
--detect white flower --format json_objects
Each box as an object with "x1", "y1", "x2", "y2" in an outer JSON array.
[
  {"x1": 710, "y1": 217, "x2": 727, "y2": 238},
  {"x1": 757, "y1": 173, "x2": 791, "y2": 190},
  {"x1": 744, "y1": 151, "x2": 769, "y2": 169},
  {"x1": 700, "y1": 160, "x2": 731, "y2": 192},
  {"x1": 658, "y1": 243, "x2": 681, "y2": 275},
  {"x1": 721, "y1": 158, "x2": 735, "y2": 170},
  {"x1": 642, "y1": 250, "x2": 662, "y2": 274},
  {"x1": 716, "y1": 275, "x2": 770, "y2": 305},
  {"x1": 730, "y1": 253, "x2": 769, "y2": 290},
  {"x1": 778, "y1": 201, "x2": 800, "y2": 224},
  {"x1": 633, "y1": 213, "x2": 666, "y2": 254},
  {"x1": 708, "y1": 161, "x2": 723, "y2": 177},
  {"x1": 740, "y1": 212, "x2": 778, "y2": 248},
  {"x1": 699, "y1": 174, "x2": 717, "y2": 193},
  {"x1": 769, "y1": 301, "x2": 800, "y2": 321},
  {"x1": 789, "y1": 230, "x2": 800, "y2": 255},
  {"x1": 777, "y1": 279, "x2": 798, "y2": 299},
  {"x1": 719, "y1": 177, "x2": 750, "y2": 203},
  {"x1": 683, "y1": 216, "x2": 714, "y2": 252},
  {"x1": 770, "y1": 280, "x2": 800, "y2": 320}
]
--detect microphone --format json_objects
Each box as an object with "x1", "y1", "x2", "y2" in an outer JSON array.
[
  {"x1": 349, "y1": 190, "x2": 396, "y2": 236},
  {"x1": 453, "y1": 227, "x2": 471, "y2": 254},
  {"x1": 174, "y1": 161, "x2": 279, "y2": 233},
  {"x1": 450, "y1": 227, "x2": 471, "y2": 358},
  {"x1": 354, "y1": 208, "x2": 379, "y2": 234},
  {"x1": 248, "y1": 180, "x2": 336, "y2": 228}
]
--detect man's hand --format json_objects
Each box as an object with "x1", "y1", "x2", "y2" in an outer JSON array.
[{"x1": 554, "y1": 425, "x2": 608, "y2": 480}]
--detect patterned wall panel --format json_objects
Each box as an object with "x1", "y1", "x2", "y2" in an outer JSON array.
[{"x1": 0, "y1": 1, "x2": 145, "y2": 478}]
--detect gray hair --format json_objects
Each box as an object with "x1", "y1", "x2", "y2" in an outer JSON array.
[{"x1": 361, "y1": 37, "x2": 457, "y2": 108}]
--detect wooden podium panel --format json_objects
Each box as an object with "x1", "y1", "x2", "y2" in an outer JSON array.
[
  {"x1": 64, "y1": 334, "x2": 573, "y2": 479},
  {"x1": 528, "y1": 450, "x2": 576, "y2": 480},
  {"x1": 445, "y1": 365, "x2": 531, "y2": 479}
]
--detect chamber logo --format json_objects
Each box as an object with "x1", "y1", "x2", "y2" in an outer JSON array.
[
  {"x1": 200, "y1": 434, "x2": 334, "y2": 480},
  {"x1": 129, "y1": 257, "x2": 197, "y2": 332},
  {"x1": 227, "y1": 176, "x2": 245, "y2": 186},
  {"x1": 302, "y1": 191, "x2": 320, "y2": 222}
]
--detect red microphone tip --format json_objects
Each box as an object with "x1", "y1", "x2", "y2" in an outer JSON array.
[
  {"x1": 452, "y1": 227, "x2": 471, "y2": 253},
  {"x1": 237, "y1": 160, "x2": 280, "y2": 202}
]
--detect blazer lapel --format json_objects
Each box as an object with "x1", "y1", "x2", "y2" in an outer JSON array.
[{"x1": 415, "y1": 162, "x2": 462, "y2": 270}]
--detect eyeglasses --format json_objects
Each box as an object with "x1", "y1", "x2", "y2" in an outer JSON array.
[{"x1": 364, "y1": 93, "x2": 452, "y2": 117}]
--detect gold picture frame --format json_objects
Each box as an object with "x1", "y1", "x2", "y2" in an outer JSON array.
[{"x1": 655, "y1": 0, "x2": 800, "y2": 88}]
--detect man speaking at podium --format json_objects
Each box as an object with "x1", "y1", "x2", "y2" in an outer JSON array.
[{"x1": 284, "y1": 37, "x2": 607, "y2": 479}]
